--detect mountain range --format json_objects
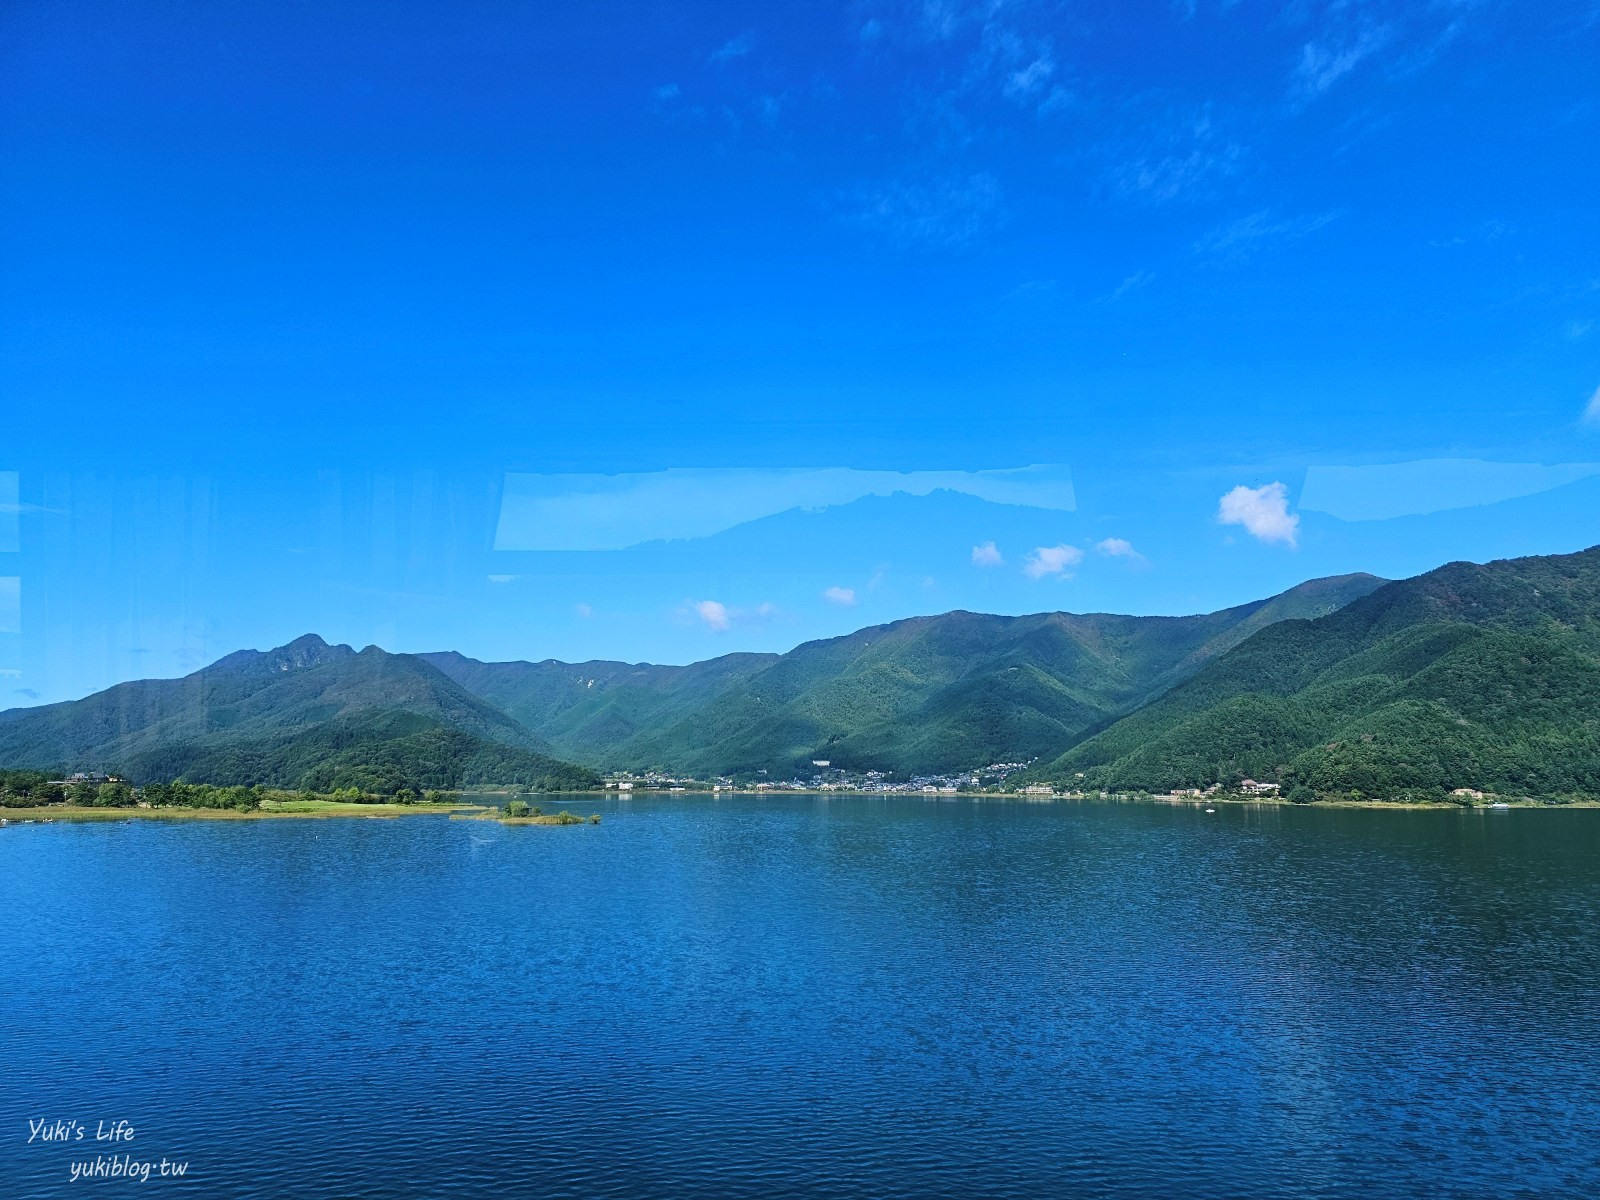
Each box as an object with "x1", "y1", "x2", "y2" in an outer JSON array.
[
  {"x1": 419, "y1": 572, "x2": 1385, "y2": 777},
  {"x1": 1039, "y1": 545, "x2": 1600, "y2": 801},
  {"x1": 1, "y1": 546, "x2": 1596, "y2": 801},
  {"x1": 0, "y1": 635, "x2": 600, "y2": 793}
]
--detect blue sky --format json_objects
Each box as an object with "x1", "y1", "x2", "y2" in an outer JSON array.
[{"x1": 2, "y1": 0, "x2": 1598, "y2": 703}]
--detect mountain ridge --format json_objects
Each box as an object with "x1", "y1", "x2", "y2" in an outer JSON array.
[
  {"x1": 14, "y1": 551, "x2": 1592, "y2": 801},
  {"x1": 1034, "y1": 545, "x2": 1600, "y2": 800},
  {"x1": 419, "y1": 571, "x2": 1388, "y2": 776},
  {"x1": 0, "y1": 635, "x2": 597, "y2": 792}
]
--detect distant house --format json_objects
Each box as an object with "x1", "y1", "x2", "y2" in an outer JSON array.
[
  {"x1": 1239, "y1": 779, "x2": 1280, "y2": 795},
  {"x1": 1451, "y1": 788, "x2": 1486, "y2": 800},
  {"x1": 811, "y1": 759, "x2": 831, "y2": 768}
]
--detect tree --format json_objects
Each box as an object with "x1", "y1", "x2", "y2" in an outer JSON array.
[{"x1": 96, "y1": 781, "x2": 135, "y2": 807}]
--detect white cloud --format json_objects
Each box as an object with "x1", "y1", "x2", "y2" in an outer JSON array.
[
  {"x1": 1584, "y1": 386, "x2": 1600, "y2": 427},
  {"x1": 693, "y1": 600, "x2": 730, "y2": 631},
  {"x1": 575, "y1": 603, "x2": 594, "y2": 619},
  {"x1": 971, "y1": 540, "x2": 1003, "y2": 567},
  {"x1": 823, "y1": 586, "x2": 857, "y2": 606},
  {"x1": 684, "y1": 599, "x2": 779, "y2": 630},
  {"x1": 1217, "y1": 482, "x2": 1300, "y2": 547},
  {"x1": 487, "y1": 574, "x2": 517, "y2": 584},
  {"x1": 1095, "y1": 537, "x2": 1147, "y2": 564},
  {"x1": 1023, "y1": 544, "x2": 1084, "y2": 579}
]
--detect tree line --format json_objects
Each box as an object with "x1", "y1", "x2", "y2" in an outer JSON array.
[{"x1": 0, "y1": 770, "x2": 459, "y2": 811}]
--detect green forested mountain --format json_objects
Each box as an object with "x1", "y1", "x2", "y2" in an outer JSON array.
[
  {"x1": 36, "y1": 552, "x2": 1595, "y2": 798},
  {"x1": 426, "y1": 572, "x2": 1385, "y2": 776},
  {"x1": 1037, "y1": 547, "x2": 1600, "y2": 801},
  {"x1": 0, "y1": 635, "x2": 599, "y2": 792},
  {"x1": 416, "y1": 650, "x2": 780, "y2": 761}
]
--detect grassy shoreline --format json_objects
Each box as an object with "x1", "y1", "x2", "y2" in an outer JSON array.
[
  {"x1": 3, "y1": 792, "x2": 1592, "y2": 824},
  {"x1": 0, "y1": 800, "x2": 488, "y2": 822}
]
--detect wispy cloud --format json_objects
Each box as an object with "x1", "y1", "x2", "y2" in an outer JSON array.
[
  {"x1": 965, "y1": 20, "x2": 1060, "y2": 111},
  {"x1": 823, "y1": 586, "x2": 857, "y2": 606},
  {"x1": 971, "y1": 540, "x2": 1003, "y2": 567},
  {"x1": 755, "y1": 93, "x2": 784, "y2": 127},
  {"x1": 1194, "y1": 209, "x2": 1341, "y2": 262},
  {"x1": 839, "y1": 172, "x2": 1003, "y2": 248},
  {"x1": 919, "y1": 0, "x2": 969, "y2": 41},
  {"x1": 1584, "y1": 386, "x2": 1600, "y2": 428},
  {"x1": 1110, "y1": 106, "x2": 1244, "y2": 206},
  {"x1": 711, "y1": 33, "x2": 753, "y2": 63},
  {"x1": 487, "y1": 574, "x2": 517, "y2": 584},
  {"x1": 1294, "y1": 23, "x2": 1393, "y2": 98},
  {"x1": 575, "y1": 603, "x2": 594, "y2": 619},
  {"x1": 1101, "y1": 270, "x2": 1154, "y2": 302},
  {"x1": 1428, "y1": 219, "x2": 1512, "y2": 250},
  {"x1": 1217, "y1": 482, "x2": 1299, "y2": 547},
  {"x1": 1023, "y1": 544, "x2": 1084, "y2": 579},
  {"x1": 1005, "y1": 57, "x2": 1054, "y2": 101}
]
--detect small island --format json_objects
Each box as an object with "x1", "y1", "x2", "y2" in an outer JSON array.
[{"x1": 460, "y1": 799, "x2": 601, "y2": 826}]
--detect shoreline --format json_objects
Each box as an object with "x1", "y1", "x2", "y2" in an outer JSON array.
[
  {"x1": 0, "y1": 800, "x2": 489, "y2": 822},
  {"x1": 3, "y1": 792, "x2": 1594, "y2": 824}
]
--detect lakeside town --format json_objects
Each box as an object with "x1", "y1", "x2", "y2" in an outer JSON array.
[{"x1": 604, "y1": 759, "x2": 1041, "y2": 797}]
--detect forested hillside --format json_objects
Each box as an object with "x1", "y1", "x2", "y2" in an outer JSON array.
[
  {"x1": 430, "y1": 573, "x2": 1385, "y2": 776},
  {"x1": 1037, "y1": 547, "x2": 1600, "y2": 801},
  {"x1": 0, "y1": 636, "x2": 599, "y2": 793}
]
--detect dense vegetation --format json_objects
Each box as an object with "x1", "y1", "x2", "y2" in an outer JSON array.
[
  {"x1": 425, "y1": 573, "x2": 1385, "y2": 777},
  {"x1": 123, "y1": 713, "x2": 601, "y2": 794},
  {"x1": 8, "y1": 549, "x2": 1596, "y2": 802},
  {"x1": 0, "y1": 637, "x2": 600, "y2": 794},
  {"x1": 0, "y1": 770, "x2": 464, "y2": 812},
  {"x1": 1036, "y1": 548, "x2": 1600, "y2": 802}
]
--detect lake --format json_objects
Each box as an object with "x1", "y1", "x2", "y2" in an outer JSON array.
[{"x1": 2, "y1": 796, "x2": 1597, "y2": 1198}]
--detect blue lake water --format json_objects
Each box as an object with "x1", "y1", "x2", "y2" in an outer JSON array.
[{"x1": 2, "y1": 796, "x2": 1598, "y2": 1198}]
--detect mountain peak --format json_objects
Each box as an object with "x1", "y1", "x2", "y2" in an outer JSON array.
[
  {"x1": 268, "y1": 634, "x2": 356, "y2": 672},
  {"x1": 204, "y1": 634, "x2": 356, "y2": 678}
]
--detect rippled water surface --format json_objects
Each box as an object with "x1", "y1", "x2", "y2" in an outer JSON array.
[{"x1": 3, "y1": 797, "x2": 1598, "y2": 1198}]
